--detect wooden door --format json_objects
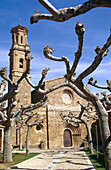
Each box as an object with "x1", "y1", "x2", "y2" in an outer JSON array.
[
  {"x1": 73, "y1": 127, "x2": 81, "y2": 147},
  {"x1": 64, "y1": 129, "x2": 72, "y2": 147},
  {"x1": 0, "y1": 130, "x2": 2, "y2": 150}
]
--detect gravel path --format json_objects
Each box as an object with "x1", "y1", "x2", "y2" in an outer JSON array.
[{"x1": 7, "y1": 148, "x2": 95, "y2": 170}]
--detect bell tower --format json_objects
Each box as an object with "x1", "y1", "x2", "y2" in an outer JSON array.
[{"x1": 9, "y1": 24, "x2": 31, "y2": 108}]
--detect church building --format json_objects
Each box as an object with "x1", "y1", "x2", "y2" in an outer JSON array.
[{"x1": 6, "y1": 25, "x2": 96, "y2": 150}]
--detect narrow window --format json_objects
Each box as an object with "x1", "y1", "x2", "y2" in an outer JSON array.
[
  {"x1": 16, "y1": 35, "x2": 18, "y2": 43},
  {"x1": 19, "y1": 58, "x2": 23, "y2": 68},
  {"x1": 21, "y1": 36, "x2": 23, "y2": 44}
]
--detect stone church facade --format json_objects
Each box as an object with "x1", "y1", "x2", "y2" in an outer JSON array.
[{"x1": 8, "y1": 25, "x2": 95, "y2": 149}]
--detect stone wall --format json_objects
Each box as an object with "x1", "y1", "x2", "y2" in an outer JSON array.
[
  {"x1": 44, "y1": 77, "x2": 93, "y2": 149},
  {"x1": 12, "y1": 77, "x2": 96, "y2": 149}
]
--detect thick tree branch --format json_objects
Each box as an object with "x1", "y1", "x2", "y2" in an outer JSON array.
[
  {"x1": 0, "y1": 111, "x2": 7, "y2": 122},
  {"x1": 44, "y1": 46, "x2": 70, "y2": 75},
  {"x1": 26, "y1": 71, "x2": 89, "y2": 100},
  {"x1": 76, "y1": 36, "x2": 111, "y2": 81},
  {"x1": 70, "y1": 22, "x2": 85, "y2": 77},
  {"x1": 0, "y1": 55, "x2": 32, "y2": 103},
  {"x1": 100, "y1": 92, "x2": 111, "y2": 109},
  {"x1": 7, "y1": 100, "x2": 18, "y2": 120},
  {"x1": 77, "y1": 101, "x2": 86, "y2": 119},
  {"x1": 0, "y1": 85, "x2": 19, "y2": 103},
  {"x1": 36, "y1": 68, "x2": 50, "y2": 90},
  {"x1": 25, "y1": 67, "x2": 50, "y2": 89},
  {"x1": 0, "y1": 67, "x2": 13, "y2": 85},
  {"x1": 0, "y1": 80, "x2": 6, "y2": 95},
  {"x1": 17, "y1": 97, "x2": 47, "y2": 116},
  {"x1": 30, "y1": 0, "x2": 105, "y2": 24},
  {"x1": 30, "y1": 0, "x2": 111, "y2": 24},
  {"x1": 68, "y1": 82, "x2": 89, "y2": 101},
  {"x1": 88, "y1": 78, "x2": 111, "y2": 92},
  {"x1": 25, "y1": 75, "x2": 36, "y2": 88},
  {"x1": 38, "y1": 0, "x2": 59, "y2": 16}
]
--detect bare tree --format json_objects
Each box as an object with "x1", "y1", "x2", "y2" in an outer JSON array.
[
  {"x1": 27, "y1": 20, "x2": 111, "y2": 169},
  {"x1": 60, "y1": 101, "x2": 98, "y2": 154},
  {"x1": 16, "y1": 110, "x2": 45, "y2": 155},
  {"x1": 0, "y1": 80, "x2": 46, "y2": 162},
  {"x1": 30, "y1": 0, "x2": 111, "y2": 24},
  {"x1": 0, "y1": 56, "x2": 31, "y2": 163}
]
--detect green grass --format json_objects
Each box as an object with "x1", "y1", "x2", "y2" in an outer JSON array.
[
  {"x1": 0, "y1": 153, "x2": 40, "y2": 169},
  {"x1": 85, "y1": 150, "x2": 105, "y2": 170}
]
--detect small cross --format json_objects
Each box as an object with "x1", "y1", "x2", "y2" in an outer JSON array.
[{"x1": 19, "y1": 18, "x2": 22, "y2": 25}]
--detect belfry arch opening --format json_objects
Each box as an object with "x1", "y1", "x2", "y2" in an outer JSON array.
[
  {"x1": 19, "y1": 58, "x2": 23, "y2": 68},
  {"x1": 64, "y1": 129, "x2": 72, "y2": 147},
  {"x1": 21, "y1": 36, "x2": 23, "y2": 44}
]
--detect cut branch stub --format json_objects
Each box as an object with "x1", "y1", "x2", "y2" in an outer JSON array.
[
  {"x1": 0, "y1": 80, "x2": 6, "y2": 90},
  {"x1": 25, "y1": 54, "x2": 33, "y2": 61},
  {"x1": 44, "y1": 45, "x2": 55, "y2": 57},
  {"x1": 101, "y1": 91, "x2": 107, "y2": 97},
  {"x1": 95, "y1": 45, "x2": 108, "y2": 57},
  {"x1": 0, "y1": 67, "x2": 7, "y2": 76},
  {"x1": 88, "y1": 77, "x2": 94, "y2": 85},
  {"x1": 107, "y1": 80, "x2": 111, "y2": 88},
  {"x1": 96, "y1": 93, "x2": 99, "y2": 97},
  {"x1": 75, "y1": 21, "x2": 85, "y2": 35},
  {"x1": 35, "y1": 10, "x2": 41, "y2": 14},
  {"x1": 95, "y1": 46, "x2": 101, "y2": 54},
  {"x1": 42, "y1": 68, "x2": 50, "y2": 76},
  {"x1": 1, "y1": 80, "x2": 6, "y2": 86},
  {"x1": 88, "y1": 77, "x2": 98, "y2": 85},
  {"x1": 1, "y1": 101, "x2": 6, "y2": 109},
  {"x1": 25, "y1": 54, "x2": 33, "y2": 74}
]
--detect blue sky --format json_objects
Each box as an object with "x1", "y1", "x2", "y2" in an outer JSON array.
[{"x1": 0, "y1": 0, "x2": 111, "y2": 94}]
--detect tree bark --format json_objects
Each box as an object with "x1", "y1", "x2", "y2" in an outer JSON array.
[
  {"x1": 26, "y1": 126, "x2": 30, "y2": 155},
  {"x1": 30, "y1": 0, "x2": 111, "y2": 24},
  {"x1": 3, "y1": 125, "x2": 12, "y2": 163},
  {"x1": 95, "y1": 100, "x2": 111, "y2": 170},
  {"x1": 82, "y1": 119, "x2": 94, "y2": 154},
  {"x1": 19, "y1": 128, "x2": 22, "y2": 150}
]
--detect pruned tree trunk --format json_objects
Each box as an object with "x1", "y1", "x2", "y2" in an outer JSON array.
[
  {"x1": 19, "y1": 128, "x2": 22, "y2": 150},
  {"x1": 95, "y1": 100, "x2": 111, "y2": 170},
  {"x1": 3, "y1": 125, "x2": 13, "y2": 163},
  {"x1": 26, "y1": 126, "x2": 30, "y2": 155},
  {"x1": 82, "y1": 120, "x2": 94, "y2": 154}
]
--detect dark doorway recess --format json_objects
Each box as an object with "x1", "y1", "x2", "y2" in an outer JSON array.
[{"x1": 64, "y1": 129, "x2": 72, "y2": 147}]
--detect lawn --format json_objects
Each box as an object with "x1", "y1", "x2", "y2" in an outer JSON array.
[
  {"x1": 0, "y1": 153, "x2": 40, "y2": 169},
  {"x1": 85, "y1": 150, "x2": 105, "y2": 170}
]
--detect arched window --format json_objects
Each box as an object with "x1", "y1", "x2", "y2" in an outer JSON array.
[{"x1": 19, "y1": 58, "x2": 23, "y2": 68}]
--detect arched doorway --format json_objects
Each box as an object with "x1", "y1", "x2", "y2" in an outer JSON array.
[{"x1": 64, "y1": 129, "x2": 72, "y2": 147}]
